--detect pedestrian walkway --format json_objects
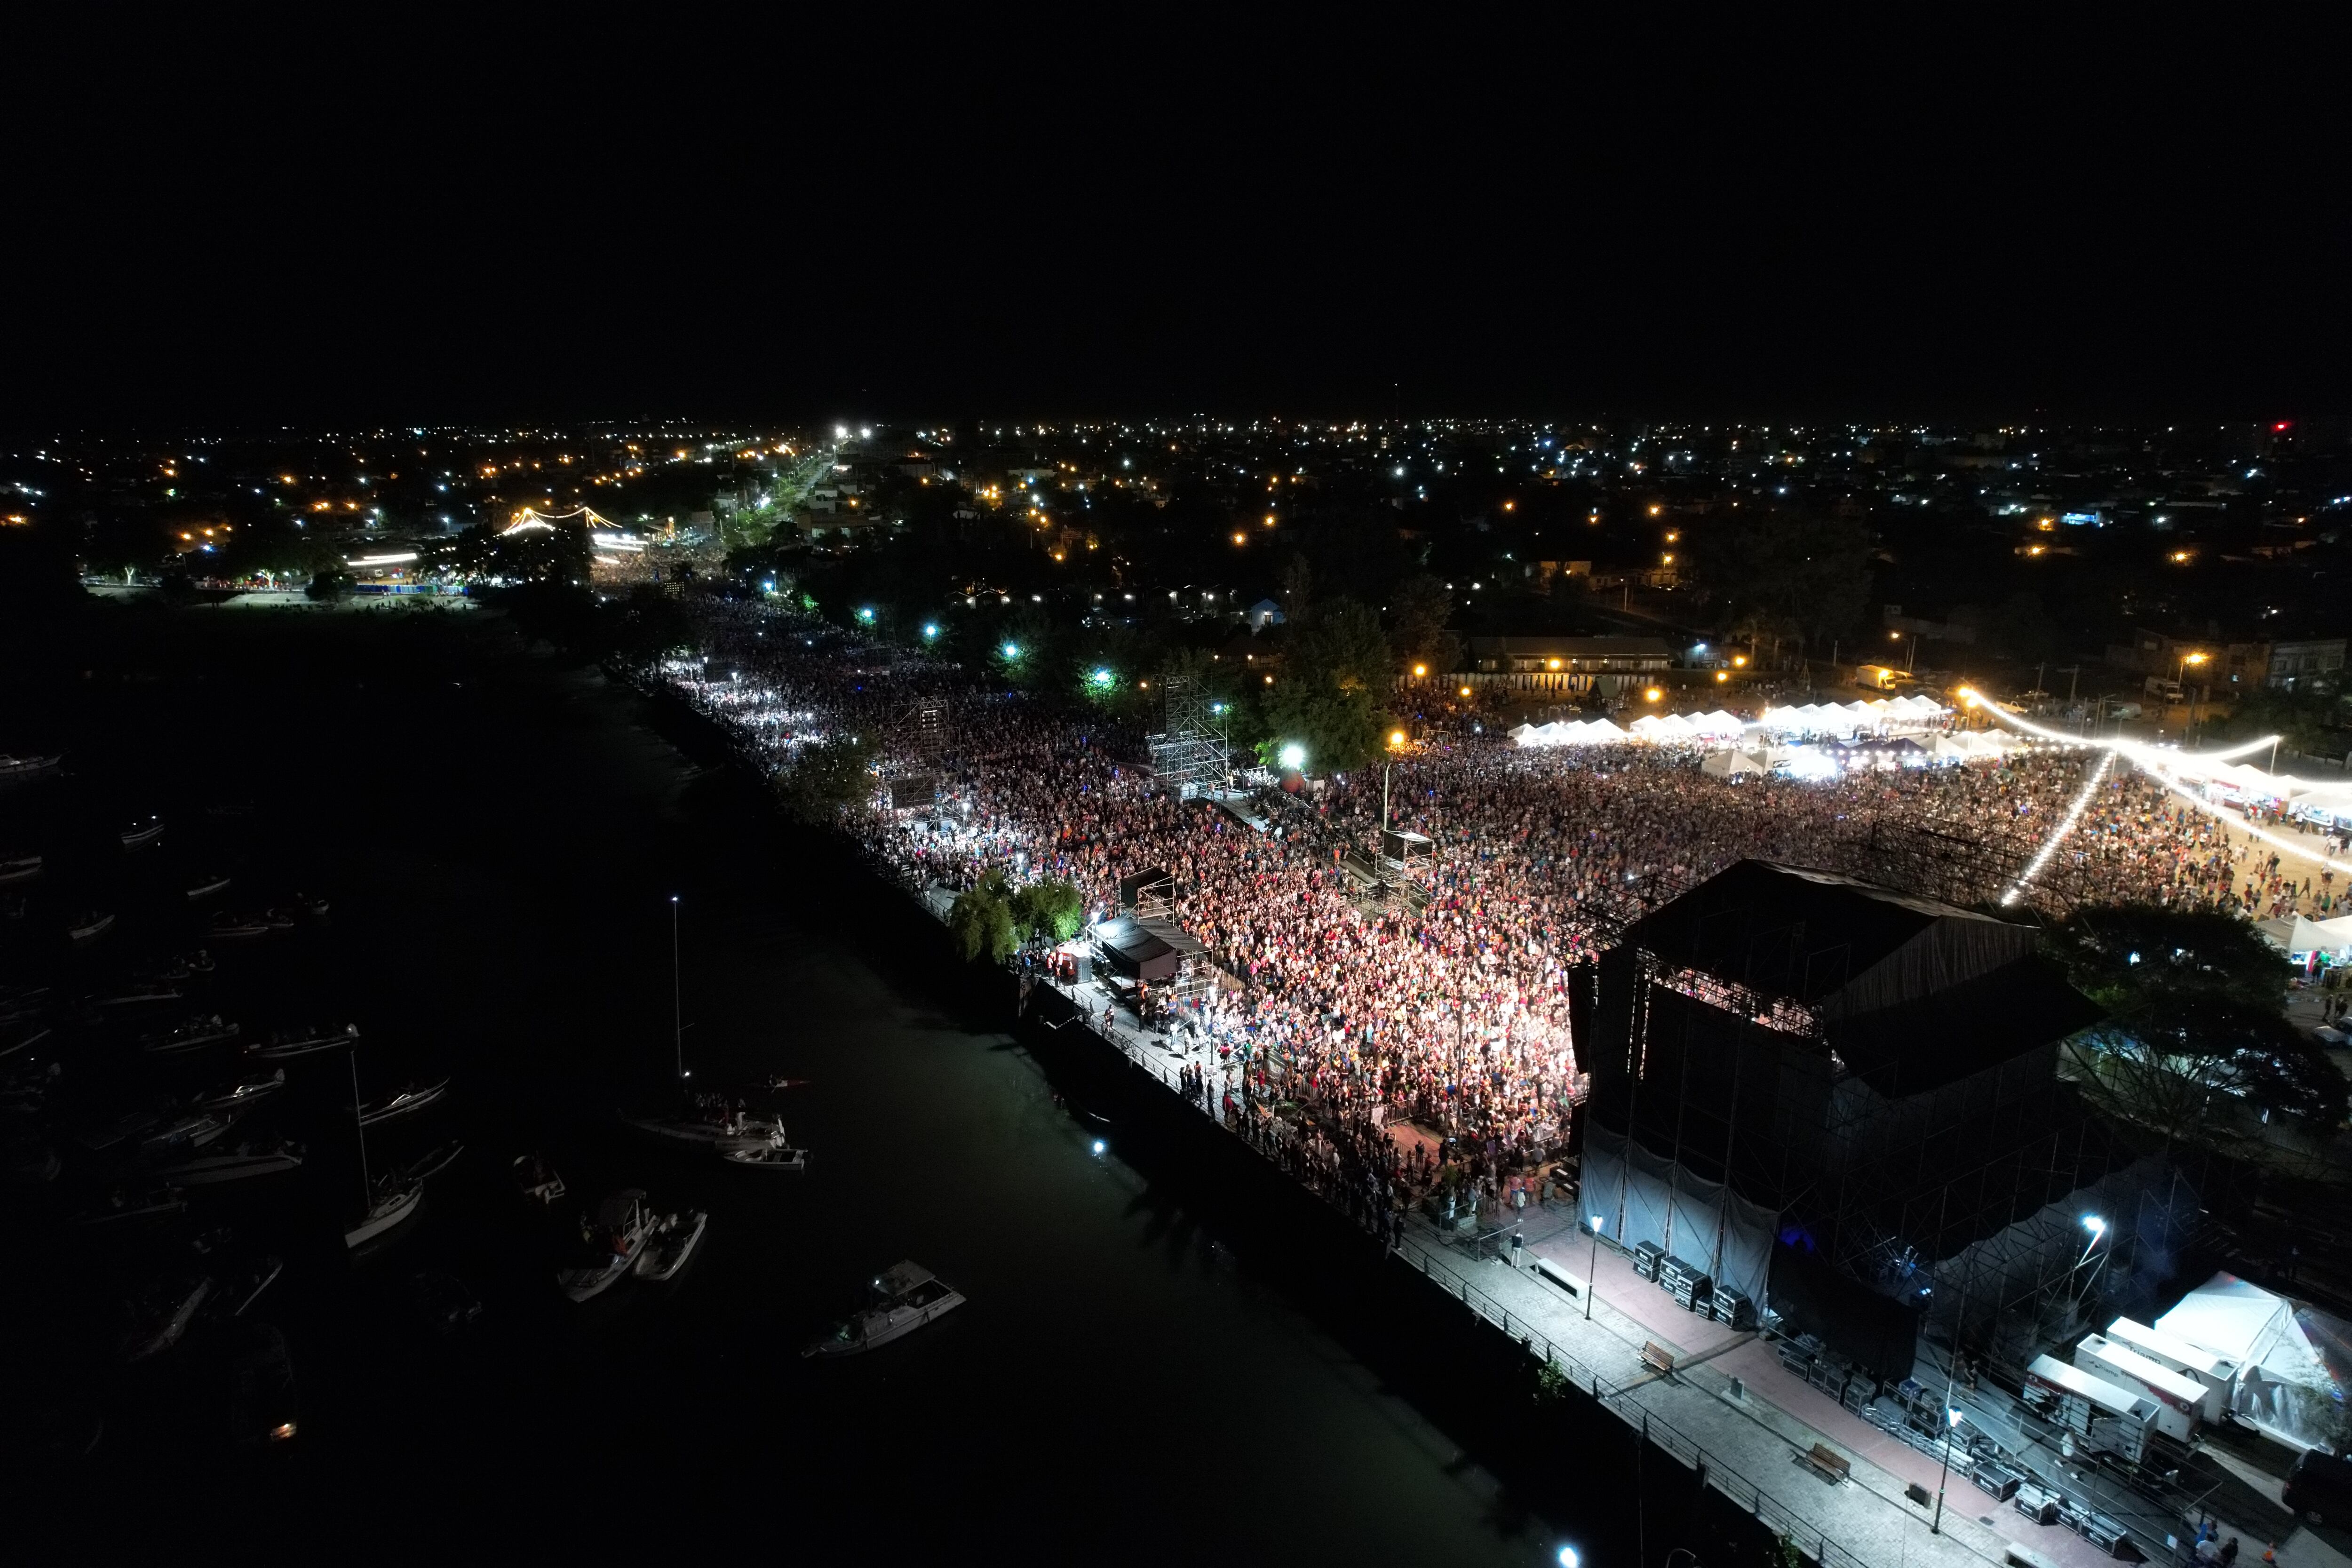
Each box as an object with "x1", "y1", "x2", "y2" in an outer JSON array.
[{"x1": 1000, "y1": 915, "x2": 2343, "y2": 1568}]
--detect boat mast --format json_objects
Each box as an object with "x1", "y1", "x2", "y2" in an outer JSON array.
[
  {"x1": 671, "y1": 895, "x2": 684, "y2": 1086},
  {"x1": 348, "y1": 1048, "x2": 371, "y2": 1206}
]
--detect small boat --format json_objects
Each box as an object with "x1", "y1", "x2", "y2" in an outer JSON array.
[
  {"x1": 0, "y1": 754, "x2": 62, "y2": 782},
  {"x1": 722, "y1": 1142, "x2": 809, "y2": 1171},
  {"x1": 119, "y1": 817, "x2": 166, "y2": 851},
  {"x1": 512, "y1": 1154, "x2": 566, "y2": 1205},
  {"x1": 66, "y1": 910, "x2": 116, "y2": 943},
  {"x1": 156, "y1": 1138, "x2": 303, "y2": 1185},
  {"x1": 558, "y1": 1189, "x2": 657, "y2": 1302},
  {"x1": 0, "y1": 853, "x2": 41, "y2": 885},
  {"x1": 635, "y1": 1208, "x2": 707, "y2": 1281},
  {"x1": 87, "y1": 981, "x2": 183, "y2": 1009},
  {"x1": 139, "y1": 1111, "x2": 227, "y2": 1154},
  {"x1": 0, "y1": 983, "x2": 51, "y2": 1019},
  {"x1": 291, "y1": 892, "x2": 330, "y2": 919},
  {"x1": 192, "y1": 1068, "x2": 285, "y2": 1113},
  {"x1": 141, "y1": 951, "x2": 212, "y2": 982},
  {"x1": 184, "y1": 873, "x2": 232, "y2": 901},
  {"x1": 117, "y1": 1277, "x2": 214, "y2": 1362},
  {"x1": 258, "y1": 908, "x2": 298, "y2": 930},
  {"x1": 397, "y1": 1140, "x2": 463, "y2": 1184},
  {"x1": 143, "y1": 1015, "x2": 242, "y2": 1054},
  {"x1": 208, "y1": 912, "x2": 277, "y2": 940},
  {"x1": 250, "y1": 1022, "x2": 358, "y2": 1059},
  {"x1": 74, "y1": 1183, "x2": 189, "y2": 1227},
  {"x1": 344, "y1": 1180, "x2": 421, "y2": 1250},
  {"x1": 763, "y1": 1076, "x2": 815, "y2": 1090},
  {"x1": 356, "y1": 1077, "x2": 449, "y2": 1126},
  {"x1": 803, "y1": 1261, "x2": 966, "y2": 1357},
  {"x1": 620, "y1": 1108, "x2": 784, "y2": 1153}
]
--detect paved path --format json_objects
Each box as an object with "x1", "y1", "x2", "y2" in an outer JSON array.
[{"x1": 999, "y1": 930, "x2": 2340, "y2": 1568}]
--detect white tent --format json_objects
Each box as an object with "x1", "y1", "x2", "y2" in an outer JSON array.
[
  {"x1": 1508, "y1": 722, "x2": 1536, "y2": 745},
  {"x1": 2156, "y1": 1273, "x2": 2350, "y2": 1452},
  {"x1": 2257, "y1": 914, "x2": 2352, "y2": 956},
  {"x1": 1701, "y1": 748, "x2": 1765, "y2": 779},
  {"x1": 1628, "y1": 714, "x2": 1668, "y2": 737},
  {"x1": 1692, "y1": 710, "x2": 1747, "y2": 737},
  {"x1": 1582, "y1": 718, "x2": 1630, "y2": 742}
]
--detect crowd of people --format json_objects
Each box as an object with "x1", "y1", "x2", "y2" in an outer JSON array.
[{"x1": 658, "y1": 600, "x2": 2326, "y2": 1231}]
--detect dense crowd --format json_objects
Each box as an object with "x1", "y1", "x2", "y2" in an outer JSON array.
[{"x1": 659, "y1": 601, "x2": 2320, "y2": 1226}]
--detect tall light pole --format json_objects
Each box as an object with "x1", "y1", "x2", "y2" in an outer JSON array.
[
  {"x1": 2179, "y1": 651, "x2": 2209, "y2": 744},
  {"x1": 670, "y1": 895, "x2": 684, "y2": 1086},
  {"x1": 1585, "y1": 1214, "x2": 1605, "y2": 1320}
]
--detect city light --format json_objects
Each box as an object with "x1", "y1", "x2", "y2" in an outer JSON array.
[
  {"x1": 1389, "y1": 730, "x2": 1407, "y2": 747},
  {"x1": 857, "y1": 606, "x2": 875, "y2": 622},
  {"x1": 922, "y1": 624, "x2": 939, "y2": 639},
  {"x1": 1279, "y1": 743, "x2": 1307, "y2": 771},
  {"x1": 2082, "y1": 1214, "x2": 2106, "y2": 1236},
  {"x1": 1558, "y1": 1548, "x2": 1581, "y2": 1568},
  {"x1": 1091, "y1": 668, "x2": 1114, "y2": 687},
  {"x1": 1001, "y1": 642, "x2": 1022, "y2": 659},
  {"x1": 1412, "y1": 664, "x2": 1427, "y2": 677},
  {"x1": 1644, "y1": 688, "x2": 1662, "y2": 702}
]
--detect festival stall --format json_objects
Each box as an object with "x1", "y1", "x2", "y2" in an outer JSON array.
[{"x1": 2154, "y1": 1273, "x2": 2352, "y2": 1455}]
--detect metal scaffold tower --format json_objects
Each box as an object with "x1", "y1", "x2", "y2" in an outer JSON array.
[
  {"x1": 889, "y1": 699, "x2": 949, "y2": 812},
  {"x1": 1147, "y1": 672, "x2": 1229, "y2": 798}
]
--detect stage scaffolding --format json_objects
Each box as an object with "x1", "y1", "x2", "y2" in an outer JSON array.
[
  {"x1": 1147, "y1": 672, "x2": 1229, "y2": 798},
  {"x1": 1586, "y1": 871, "x2": 2153, "y2": 1376}
]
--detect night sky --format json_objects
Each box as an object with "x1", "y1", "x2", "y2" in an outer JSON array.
[{"x1": 9, "y1": 21, "x2": 2344, "y2": 430}]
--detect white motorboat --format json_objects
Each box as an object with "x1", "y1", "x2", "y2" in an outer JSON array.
[
  {"x1": 208, "y1": 911, "x2": 277, "y2": 940},
  {"x1": 89, "y1": 980, "x2": 183, "y2": 1008},
  {"x1": 157, "y1": 1138, "x2": 303, "y2": 1185},
  {"x1": 721, "y1": 1141, "x2": 809, "y2": 1171},
  {"x1": 620, "y1": 1108, "x2": 783, "y2": 1153},
  {"x1": 634, "y1": 1208, "x2": 707, "y2": 1281},
  {"x1": 218, "y1": 1256, "x2": 286, "y2": 1318},
  {"x1": 0, "y1": 754, "x2": 61, "y2": 783},
  {"x1": 78, "y1": 1109, "x2": 162, "y2": 1153},
  {"x1": 184, "y1": 873, "x2": 232, "y2": 901},
  {"x1": 140, "y1": 1112, "x2": 227, "y2": 1154},
  {"x1": 558, "y1": 1189, "x2": 657, "y2": 1302},
  {"x1": 74, "y1": 1184, "x2": 189, "y2": 1227},
  {"x1": 344, "y1": 1180, "x2": 421, "y2": 1249},
  {"x1": 193, "y1": 1068, "x2": 285, "y2": 1113},
  {"x1": 250, "y1": 1022, "x2": 358, "y2": 1059},
  {"x1": 66, "y1": 910, "x2": 116, "y2": 943},
  {"x1": 0, "y1": 1022, "x2": 55, "y2": 1061},
  {"x1": 119, "y1": 817, "x2": 166, "y2": 851},
  {"x1": 0, "y1": 853, "x2": 41, "y2": 885},
  {"x1": 356, "y1": 1077, "x2": 448, "y2": 1126},
  {"x1": 802, "y1": 1261, "x2": 966, "y2": 1357},
  {"x1": 143, "y1": 1015, "x2": 241, "y2": 1054}
]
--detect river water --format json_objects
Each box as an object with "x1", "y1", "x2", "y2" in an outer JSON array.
[{"x1": 11, "y1": 605, "x2": 1585, "y2": 1564}]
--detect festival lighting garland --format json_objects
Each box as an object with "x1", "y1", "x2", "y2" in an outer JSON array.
[
  {"x1": 2001, "y1": 748, "x2": 2114, "y2": 907},
  {"x1": 1960, "y1": 692, "x2": 2352, "y2": 880}
]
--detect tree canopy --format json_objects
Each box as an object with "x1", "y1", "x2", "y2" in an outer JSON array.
[
  {"x1": 2050, "y1": 903, "x2": 2345, "y2": 1142},
  {"x1": 1258, "y1": 596, "x2": 1392, "y2": 773}
]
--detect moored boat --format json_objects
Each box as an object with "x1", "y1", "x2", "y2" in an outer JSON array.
[
  {"x1": 208, "y1": 911, "x2": 277, "y2": 939},
  {"x1": 0, "y1": 853, "x2": 41, "y2": 885},
  {"x1": 344, "y1": 1179, "x2": 421, "y2": 1250},
  {"x1": 249, "y1": 1022, "x2": 358, "y2": 1059},
  {"x1": 512, "y1": 1153, "x2": 566, "y2": 1205},
  {"x1": 156, "y1": 1138, "x2": 303, "y2": 1185},
  {"x1": 558, "y1": 1189, "x2": 657, "y2": 1302},
  {"x1": 142, "y1": 1014, "x2": 242, "y2": 1054},
  {"x1": 192, "y1": 1068, "x2": 285, "y2": 1113},
  {"x1": 117, "y1": 1276, "x2": 214, "y2": 1362},
  {"x1": 634, "y1": 1208, "x2": 707, "y2": 1281},
  {"x1": 66, "y1": 910, "x2": 116, "y2": 943},
  {"x1": 119, "y1": 817, "x2": 166, "y2": 851},
  {"x1": 87, "y1": 980, "x2": 183, "y2": 1009},
  {"x1": 802, "y1": 1261, "x2": 966, "y2": 1357},
  {"x1": 721, "y1": 1141, "x2": 809, "y2": 1171},
  {"x1": 620, "y1": 1106, "x2": 783, "y2": 1153},
  {"x1": 139, "y1": 1111, "x2": 227, "y2": 1155},
  {"x1": 0, "y1": 753, "x2": 62, "y2": 782},
  {"x1": 184, "y1": 872, "x2": 232, "y2": 901},
  {"x1": 355, "y1": 1077, "x2": 449, "y2": 1125}
]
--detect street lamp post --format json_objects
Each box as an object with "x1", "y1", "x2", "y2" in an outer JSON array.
[
  {"x1": 1585, "y1": 1213, "x2": 1605, "y2": 1320},
  {"x1": 670, "y1": 895, "x2": 683, "y2": 1086}
]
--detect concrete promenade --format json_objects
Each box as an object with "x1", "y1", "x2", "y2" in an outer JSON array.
[{"x1": 921, "y1": 883, "x2": 2344, "y2": 1568}]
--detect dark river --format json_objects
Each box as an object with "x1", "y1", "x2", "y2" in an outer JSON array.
[{"x1": 4, "y1": 604, "x2": 1598, "y2": 1564}]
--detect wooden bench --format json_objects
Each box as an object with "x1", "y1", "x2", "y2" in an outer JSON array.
[
  {"x1": 1641, "y1": 1342, "x2": 1677, "y2": 1376},
  {"x1": 1804, "y1": 1443, "x2": 1851, "y2": 1484}
]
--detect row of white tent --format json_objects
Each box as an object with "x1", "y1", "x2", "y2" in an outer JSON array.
[{"x1": 1757, "y1": 695, "x2": 1948, "y2": 732}]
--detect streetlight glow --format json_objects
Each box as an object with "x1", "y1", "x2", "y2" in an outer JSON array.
[{"x1": 1278, "y1": 743, "x2": 1307, "y2": 771}]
